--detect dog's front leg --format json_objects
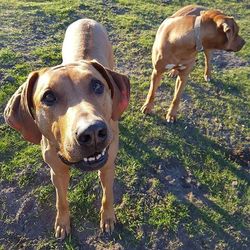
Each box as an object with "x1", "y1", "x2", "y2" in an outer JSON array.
[
  {"x1": 50, "y1": 166, "x2": 70, "y2": 239},
  {"x1": 204, "y1": 49, "x2": 212, "y2": 82},
  {"x1": 42, "y1": 140, "x2": 70, "y2": 240},
  {"x1": 99, "y1": 165, "x2": 115, "y2": 234}
]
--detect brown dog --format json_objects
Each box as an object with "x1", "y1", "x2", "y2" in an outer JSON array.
[
  {"x1": 141, "y1": 5, "x2": 245, "y2": 122},
  {"x1": 4, "y1": 19, "x2": 130, "y2": 239}
]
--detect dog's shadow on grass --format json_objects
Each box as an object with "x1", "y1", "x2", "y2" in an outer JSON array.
[{"x1": 117, "y1": 113, "x2": 250, "y2": 248}]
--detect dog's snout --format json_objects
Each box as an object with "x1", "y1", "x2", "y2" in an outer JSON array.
[
  {"x1": 76, "y1": 120, "x2": 108, "y2": 146},
  {"x1": 234, "y1": 37, "x2": 246, "y2": 51},
  {"x1": 241, "y1": 38, "x2": 246, "y2": 48}
]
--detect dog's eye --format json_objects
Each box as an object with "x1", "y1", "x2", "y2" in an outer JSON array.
[
  {"x1": 41, "y1": 90, "x2": 57, "y2": 106},
  {"x1": 91, "y1": 79, "x2": 104, "y2": 95}
]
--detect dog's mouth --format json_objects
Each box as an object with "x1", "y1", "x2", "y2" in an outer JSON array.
[{"x1": 58, "y1": 147, "x2": 109, "y2": 171}]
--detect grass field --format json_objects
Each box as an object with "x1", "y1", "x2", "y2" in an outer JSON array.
[{"x1": 0, "y1": 0, "x2": 249, "y2": 249}]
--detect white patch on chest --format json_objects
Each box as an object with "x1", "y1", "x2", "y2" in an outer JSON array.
[
  {"x1": 165, "y1": 64, "x2": 186, "y2": 70},
  {"x1": 165, "y1": 64, "x2": 176, "y2": 70}
]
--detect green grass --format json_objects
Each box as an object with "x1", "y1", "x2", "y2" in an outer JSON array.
[{"x1": 0, "y1": 0, "x2": 249, "y2": 249}]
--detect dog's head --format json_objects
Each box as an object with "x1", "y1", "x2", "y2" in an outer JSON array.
[
  {"x1": 4, "y1": 61, "x2": 130, "y2": 171},
  {"x1": 202, "y1": 10, "x2": 245, "y2": 52}
]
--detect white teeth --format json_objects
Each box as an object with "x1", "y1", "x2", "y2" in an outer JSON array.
[
  {"x1": 101, "y1": 147, "x2": 107, "y2": 156},
  {"x1": 96, "y1": 154, "x2": 101, "y2": 160},
  {"x1": 84, "y1": 148, "x2": 107, "y2": 163},
  {"x1": 88, "y1": 157, "x2": 95, "y2": 162}
]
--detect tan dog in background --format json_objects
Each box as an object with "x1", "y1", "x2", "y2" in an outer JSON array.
[
  {"x1": 4, "y1": 19, "x2": 130, "y2": 239},
  {"x1": 141, "y1": 5, "x2": 245, "y2": 122}
]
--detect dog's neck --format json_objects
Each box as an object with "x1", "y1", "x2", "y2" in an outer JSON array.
[{"x1": 194, "y1": 16, "x2": 203, "y2": 52}]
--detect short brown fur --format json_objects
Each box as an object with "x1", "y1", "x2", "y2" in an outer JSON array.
[{"x1": 4, "y1": 19, "x2": 130, "y2": 239}]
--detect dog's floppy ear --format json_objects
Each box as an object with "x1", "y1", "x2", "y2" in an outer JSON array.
[
  {"x1": 221, "y1": 22, "x2": 234, "y2": 42},
  {"x1": 216, "y1": 17, "x2": 235, "y2": 43},
  {"x1": 4, "y1": 71, "x2": 42, "y2": 144},
  {"x1": 90, "y1": 60, "x2": 130, "y2": 120}
]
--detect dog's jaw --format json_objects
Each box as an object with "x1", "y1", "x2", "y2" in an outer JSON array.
[{"x1": 58, "y1": 146, "x2": 109, "y2": 171}]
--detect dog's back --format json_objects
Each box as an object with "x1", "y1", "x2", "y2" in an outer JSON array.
[
  {"x1": 62, "y1": 19, "x2": 114, "y2": 69},
  {"x1": 155, "y1": 5, "x2": 208, "y2": 49},
  {"x1": 171, "y1": 5, "x2": 207, "y2": 17}
]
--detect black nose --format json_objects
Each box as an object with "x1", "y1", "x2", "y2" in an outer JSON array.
[{"x1": 76, "y1": 120, "x2": 108, "y2": 146}]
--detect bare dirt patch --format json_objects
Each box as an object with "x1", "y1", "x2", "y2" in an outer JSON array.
[{"x1": 212, "y1": 50, "x2": 249, "y2": 69}]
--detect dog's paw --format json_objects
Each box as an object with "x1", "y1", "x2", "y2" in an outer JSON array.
[
  {"x1": 141, "y1": 102, "x2": 154, "y2": 114},
  {"x1": 54, "y1": 213, "x2": 71, "y2": 240},
  {"x1": 204, "y1": 75, "x2": 211, "y2": 82},
  {"x1": 166, "y1": 112, "x2": 177, "y2": 123},
  {"x1": 100, "y1": 209, "x2": 116, "y2": 235}
]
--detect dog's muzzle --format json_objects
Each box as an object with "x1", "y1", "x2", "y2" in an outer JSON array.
[{"x1": 58, "y1": 146, "x2": 109, "y2": 171}]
